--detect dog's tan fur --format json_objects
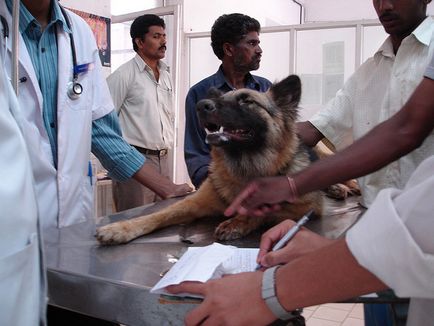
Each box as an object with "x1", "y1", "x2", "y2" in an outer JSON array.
[{"x1": 96, "y1": 75, "x2": 323, "y2": 245}]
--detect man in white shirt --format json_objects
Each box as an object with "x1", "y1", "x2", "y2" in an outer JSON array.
[
  {"x1": 298, "y1": 0, "x2": 434, "y2": 208},
  {"x1": 107, "y1": 14, "x2": 190, "y2": 211}
]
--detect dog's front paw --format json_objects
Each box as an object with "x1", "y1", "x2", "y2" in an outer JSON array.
[
  {"x1": 214, "y1": 218, "x2": 250, "y2": 240},
  {"x1": 325, "y1": 180, "x2": 361, "y2": 200},
  {"x1": 96, "y1": 222, "x2": 136, "y2": 245}
]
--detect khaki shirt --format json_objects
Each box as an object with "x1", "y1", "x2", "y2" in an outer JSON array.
[{"x1": 107, "y1": 54, "x2": 175, "y2": 150}]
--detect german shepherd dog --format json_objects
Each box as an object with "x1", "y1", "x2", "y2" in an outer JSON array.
[{"x1": 96, "y1": 75, "x2": 323, "y2": 244}]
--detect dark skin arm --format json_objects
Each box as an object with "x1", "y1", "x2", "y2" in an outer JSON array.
[
  {"x1": 296, "y1": 120, "x2": 325, "y2": 147},
  {"x1": 133, "y1": 162, "x2": 192, "y2": 199},
  {"x1": 225, "y1": 76, "x2": 434, "y2": 216}
]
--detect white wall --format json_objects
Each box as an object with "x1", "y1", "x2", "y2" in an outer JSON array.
[
  {"x1": 303, "y1": 0, "x2": 434, "y2": 22},
  {"x1": 183, "y1": 0, "x2": 302, "y2": 32}
]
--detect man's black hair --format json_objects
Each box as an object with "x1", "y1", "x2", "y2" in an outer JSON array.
[
  {"x1": 211, "y1": 13, "x2": 261, "y2": 60},
  {"x1": 130, "y1": 14, "x2": 165, "y2": 52}
]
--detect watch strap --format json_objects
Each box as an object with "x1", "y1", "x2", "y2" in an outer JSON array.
[{"x1": 261, "y1": 266, "x2": 295, "y2": 320}]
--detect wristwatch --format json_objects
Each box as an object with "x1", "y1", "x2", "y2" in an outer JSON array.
[{"x1": 261, "y1": 266, "x2": 296, "y2": 320}]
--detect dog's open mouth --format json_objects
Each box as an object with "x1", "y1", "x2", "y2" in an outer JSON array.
[{"x1": 205, "y1": 123, "x2": 253, "y2": 146}]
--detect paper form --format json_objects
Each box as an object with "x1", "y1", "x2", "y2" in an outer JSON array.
[{"x1": 150, "y1": 243, "x2": 259, "y2": 297}]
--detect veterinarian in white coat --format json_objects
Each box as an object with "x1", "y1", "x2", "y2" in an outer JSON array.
[
  {"x1": 0, "y1": 17, "x2": 46, "y2": 325},
  {"x1": 0, "y1": 1, "x2": 113, "y2": 229},
  {"x1": 1, "y1": 0, "x2": 192, "y2": 229}
]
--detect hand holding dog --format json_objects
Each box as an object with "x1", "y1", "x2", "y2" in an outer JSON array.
[
  {"x1": 167, "y1": 272, "x2": 276, "y2": 326},
  {"x1": 257, "y1": 220, "x2": 334, "y2": 268},
  {"x1": 224, "y1": 176, "x2": 294, "y2": 217}
]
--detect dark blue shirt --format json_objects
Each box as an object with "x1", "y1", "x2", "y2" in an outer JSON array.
[{"x1": 184, "y1": 65, "x2": 272, "y2": 188}]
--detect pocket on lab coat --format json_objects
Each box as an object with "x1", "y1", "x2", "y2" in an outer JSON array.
[{"x1": 0, "y1": 233, "x2": 42, "y2": 326}]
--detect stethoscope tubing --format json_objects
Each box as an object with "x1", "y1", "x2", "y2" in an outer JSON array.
[{"x1": 1, "y1": 2, "x2": 82, "y2": 99}]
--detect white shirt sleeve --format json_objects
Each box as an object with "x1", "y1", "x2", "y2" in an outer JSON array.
[
  {"x1": 346, "y1": 155, "x2": 434, "y2": 299},
  {"x1": 308, "y1": 75, "x2": 355, "y2": 150}
]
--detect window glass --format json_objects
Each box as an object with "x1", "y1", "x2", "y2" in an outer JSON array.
[
  {"x1": 362, "y1": 25, "x2": 388, "y2": 62},
  {"x1": 295, "y1": 27, "x2": 356, "y2": 120},
  {"x1": 111, "y1": 0, "x2": 163, "y2": 16}
]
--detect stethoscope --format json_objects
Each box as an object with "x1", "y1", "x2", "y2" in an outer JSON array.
[
  {"x1": 0, "y1": 14, "x2": 9, "y2": 67},
  {"x1": 0, "y1": 6, "x2": 83, "y2": 100},
  {"x1": 59, "y1": 6, "x2": 83, "y2": 100}
]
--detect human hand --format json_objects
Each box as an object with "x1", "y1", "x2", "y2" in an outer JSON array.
[
  {"x1": 257, "y1": 220, "x2": 334, "y2": 268},
  {"x1": 167, "y1": 272, "x2": 276, "y2": 326},
  {"x1": 166, "y1": 183, "x2": 194, "y2": 198},
  {"x1": 224, "y1": 176, "x2": 294, "y2": 217}
]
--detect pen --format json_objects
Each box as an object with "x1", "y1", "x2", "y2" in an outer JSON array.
[
  {"x1": 88, "y1": 161, "x2": 93, "y2": 186},
  {"x1": 255, "y1": 209, "x2": 313, "y2": 270}
]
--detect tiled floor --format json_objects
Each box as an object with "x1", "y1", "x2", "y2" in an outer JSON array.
[{"x1": 302, "y1": 303, "x2": 364, "y2": 326}]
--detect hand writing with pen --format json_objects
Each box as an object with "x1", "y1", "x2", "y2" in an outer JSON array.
[{"x1": 167, "y1": 214, "x2": 334, "y2": 326}]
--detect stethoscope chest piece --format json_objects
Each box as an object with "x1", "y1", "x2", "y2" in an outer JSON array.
[{"x1": 67, "y1": 81, "x2": 83, "y2": 100}]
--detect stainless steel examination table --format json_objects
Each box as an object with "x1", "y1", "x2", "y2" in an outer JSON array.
[{"x1": 44, "y1": 195, "x2": 367, "y2": 325}]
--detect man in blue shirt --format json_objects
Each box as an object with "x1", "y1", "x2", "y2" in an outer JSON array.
[{"x1": 184, "y1": 13, "x2": 272, "y2": 188}]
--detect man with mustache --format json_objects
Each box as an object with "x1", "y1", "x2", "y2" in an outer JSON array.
[
  {"x1": 184, "y1": 13, "x2": 272, "y2": 188},
  {"x1": 108, "y1": 14, "x2": 191, "y2": 210}
]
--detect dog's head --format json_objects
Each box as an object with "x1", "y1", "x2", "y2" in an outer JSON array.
[{"x1": 196, "y1": 75, "x2": 301, "y2": 154}]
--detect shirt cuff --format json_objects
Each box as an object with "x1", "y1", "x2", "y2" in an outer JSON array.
[
  {"x1": 346, "y1": 188, "x2": 434, "y2": 298},
  {"x1": 107, "y1": 147, "x2": 145, "y2": 181}
]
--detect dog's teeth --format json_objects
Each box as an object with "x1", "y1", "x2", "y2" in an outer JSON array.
[
  {"x1": 205, "y1": 128, "x2": 211, "y2": 135},
  {"x1": 219, "y1": 126, "x2": 224, "y2": 133}
]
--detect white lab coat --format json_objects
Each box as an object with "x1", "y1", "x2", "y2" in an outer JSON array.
[
  {"x1": 0, "y1": 19, "x2": 46, "y2": 325},
  {"x1": 347, "y1": 155, "x2": 434, "y2": 326},
  {"x1": 0, "y1": 3, "x2": 113, "y2": 228}
]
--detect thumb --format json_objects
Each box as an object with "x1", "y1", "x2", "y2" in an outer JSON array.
[{"x1": 261, "y1": 251, "x2": 288, "y2": 268}]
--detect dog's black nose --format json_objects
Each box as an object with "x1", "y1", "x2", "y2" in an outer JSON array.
[{"x1": 196, "y1": 99, "x2": 216, "y2": 113}]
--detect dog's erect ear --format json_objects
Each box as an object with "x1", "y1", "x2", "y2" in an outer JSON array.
[
  {"x1": 268, "y1": 75, "x2": 301, "y2": 117},
  {"x1": 206, "y1": 87, "x2": 224, "y2": 99}
]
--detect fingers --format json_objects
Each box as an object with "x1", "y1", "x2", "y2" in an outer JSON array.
[
  {"x1": 166, "y1": 281, "x2": 205, "y2": 295},
  {"x1": 185, "y1": 301, "x2": 210, "y2": 326},
  {"x1": 257, "y1": 220, "x2": 296, "y2": 264},
  {"x1": 261, "y1": 250, "x2": 289, "y2": 267},
  {"x1": 224, "y1": 183, "x2": 258, "y2": 216}
]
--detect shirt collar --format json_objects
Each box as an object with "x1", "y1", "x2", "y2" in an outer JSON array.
[
  {"x1": 214, "y1": 65, "x2": 262, "y2": 91},
  {"x1": 134, "y1": 53, "x2": 169, "y2": 72},
  {"x1": 374, "y1": 16, "x2": 434, "y2": 61},
  {"x1": 5, "y1": 0, "x2": 70, "y2": 35},
  {"x1": 412, "y1": 16, "x2": 434, "y2": 46}
]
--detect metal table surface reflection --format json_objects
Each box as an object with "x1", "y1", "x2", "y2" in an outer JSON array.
[{"x1": 44, "y1": 195, "x2": 363, "y2": 325}]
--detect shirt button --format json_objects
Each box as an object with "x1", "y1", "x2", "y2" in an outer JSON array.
[
  {"x1": 41, "y1": 48, "x2": 46, "y2": 53},
  {"x1": 50, "y1": 122, "x2": 55, "y2": 128}
]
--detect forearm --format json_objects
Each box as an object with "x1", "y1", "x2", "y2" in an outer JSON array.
[
  {"x1": 296, "y1": 121, "x2": 324, "y2": 147},
  {"x1": 276, "y1": 238, "x2": 387, "y2": 311},
  {"x1": 132, "y1": 161, "x2": 174, "y2": 199}
]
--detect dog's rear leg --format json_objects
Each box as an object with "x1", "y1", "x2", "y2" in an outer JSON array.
[{"x1": 96, "y1": 180, "x2": 225, "y2": 245}]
